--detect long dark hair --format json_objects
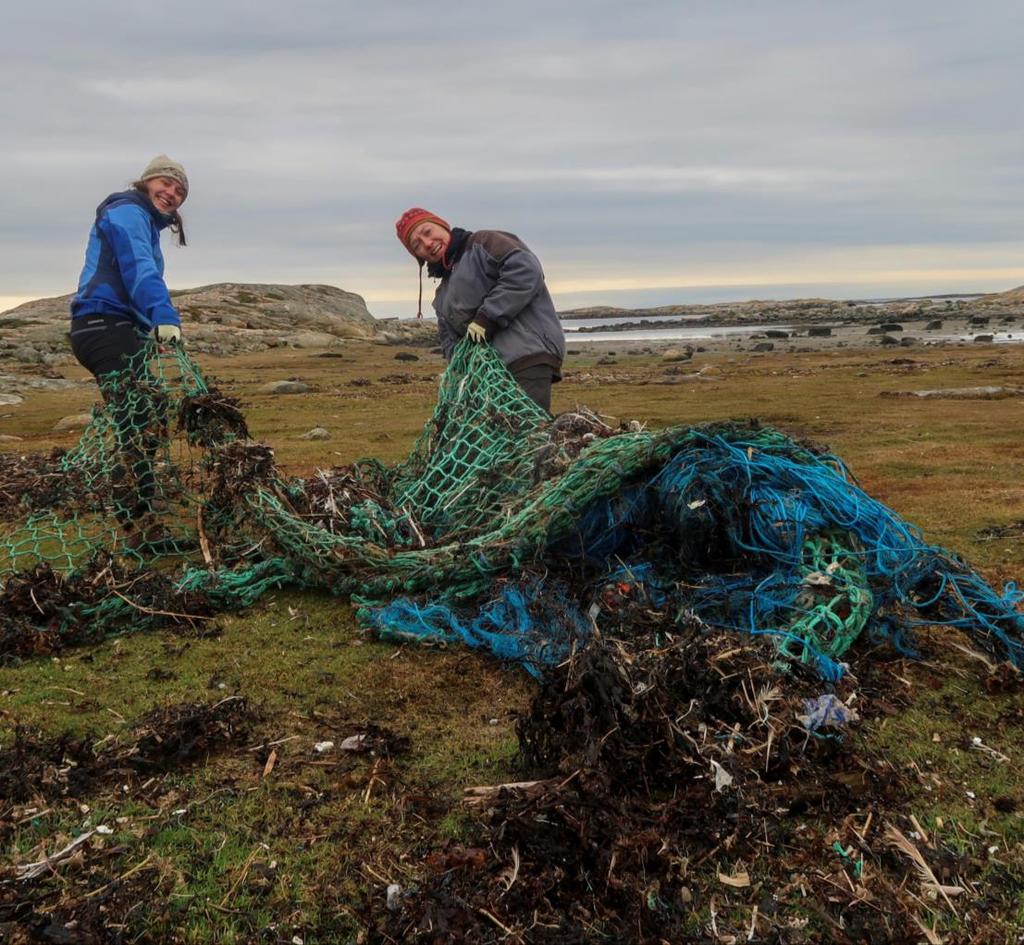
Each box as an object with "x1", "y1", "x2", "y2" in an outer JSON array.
[{"x1": 131, "y1": 181, "x2": 187, "y2": 247}]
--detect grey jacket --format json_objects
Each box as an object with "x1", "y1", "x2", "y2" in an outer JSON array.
[{"x1": 433, "y1": 230, "x2": 566, "y2": 377}]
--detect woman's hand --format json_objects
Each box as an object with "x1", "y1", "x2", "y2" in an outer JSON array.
[{"x1": 153, "y1": 324, "x2": 182, "y2": 350}]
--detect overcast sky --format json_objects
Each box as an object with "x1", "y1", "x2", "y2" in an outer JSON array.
[{"x1": 2, "y1": 1, "x2": 1022, "y2": 316}]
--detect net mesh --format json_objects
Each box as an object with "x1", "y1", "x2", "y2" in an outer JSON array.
[{"x1": 2, "y1": 338, "x2": 1022, "y2": 677}]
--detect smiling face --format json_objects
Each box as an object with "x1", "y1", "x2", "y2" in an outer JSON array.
[
  {"x1": 144, "y1": 176, "x2": 187, "y2": 214},
  {"x1": 407, "y1": 221, "x2": 451, "y2": 264}
]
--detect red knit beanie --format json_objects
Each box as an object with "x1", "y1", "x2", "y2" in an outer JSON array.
[{"x1": 395, "y1": 207, "x2": 450, "y2": 254}]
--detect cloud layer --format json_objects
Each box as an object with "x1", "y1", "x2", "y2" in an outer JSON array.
[{"x1": 3, "y1": 1, "x2": 1023, "y2": 315}]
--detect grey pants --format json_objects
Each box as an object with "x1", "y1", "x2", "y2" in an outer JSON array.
[{"x1": 511, "y1": 364, "x2": 554, "y2": 413}]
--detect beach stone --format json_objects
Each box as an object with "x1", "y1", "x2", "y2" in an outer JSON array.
[
  {"x1": 969, "y1": 316, "x2": 990, "y2": 326},
  {"x1": 54, "y1": 413, "x2": 93, "y2": 431},
  {"x1": 290, "y1": 330, "x2": 339, "y2": 348},
  {"x1": 807, "y1": 326, "x2": 832, "y2": 337},
  {"x1": 299, "y1": 426, "x2": 330, "y2": 440},
  {"x1": 765, "y1": 330, "x2": 789, "y2": 338},
  {"x1": 259, "y1": 380, "x2": 310, "y2": 394},
  {"x1": 881, "y1": 386, "x2": 1023, "y2": 400},
  {"x1": 661, "y1": 346, "x2": 694, "y2": 363},
  {"x1": 12, "y1": 346, "x2": 44, "y2": 363},
  {"x1": 879, "y1": 335, "x2": 900, "y2": 346},
  {"x1": 698, "y1": 365, "x2": 721, "y2": 377},
  {"x1": 899, "y1": 337, "x2": 919, "y2": 347},
  {"x1": 879, "y1": 323, "x2": 904, "y2": 332},
  {"x1": 866, "y1": 326, "x2": 884, "y2": 335},
  {"x1": 394, "y1": 352, "x2": 420, "y2": 362},
  {"x1": 925, "y1": 320, "x2": 943, "y2": 330},
  {"x1": 973, "y1": 334, "x2": 995, "y2": 343},
  {"x1": 752, "y1": 342, "x2": 775, "y2": 352}
]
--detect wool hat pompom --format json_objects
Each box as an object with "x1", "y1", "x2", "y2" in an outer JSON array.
[
  {"x1": 395, "y1": 207, "x2": 449, "y2": 253},
  {"x1": 140, "y1": 155, "x2": 189, "y2": 196}
]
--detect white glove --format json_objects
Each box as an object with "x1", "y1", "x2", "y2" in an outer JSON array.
[
  {"x1": 154, "y1": 324, "x2": 182, "y2": 345},
  {"x1": 466, "y1": 321, "x2": 487, "y2": 344}
]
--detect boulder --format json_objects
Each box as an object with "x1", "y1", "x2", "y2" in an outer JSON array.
[
  {"x1": 807, "y1": 326, "x2": 832, "y2": 337},
  {"x1": 661, "y1": 346, "x2": 694, "y2": 363},
  {"x1": 299, "y1": 427, "x2": 330, "y2": 440},
  {"x1": 752, "y1": 342, "x2": 775, "y2": 352},
  {"x1": 259, "y1": 380, "x2": 310, "y2": 394},
  {"x1": 925, "y1": 320, "x2": 943, "y2": 331},
  {"x1": 54, "y1": 413, "x2": 93, "y2": 431},
  {"x1": 973, "y1": 334, "x2": 995, "y2": 344},
  {"x1": 879, "y1": 323, "x2": 904, "y2": 332},
  {"x1": 290, "y1": 330, "x2": 341, "y2": 349},
  {"x1": 394, "y1": 352, "x2": 420, "y2": 362}
]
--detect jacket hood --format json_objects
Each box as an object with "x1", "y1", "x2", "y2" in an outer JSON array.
[{"x1": 95, "y1": 190, "x2": 173, "y2": 229}]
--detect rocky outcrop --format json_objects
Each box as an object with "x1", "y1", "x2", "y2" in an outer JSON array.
[{"x1": 0, "y1": 283, "x2": 433, "y2": 363}]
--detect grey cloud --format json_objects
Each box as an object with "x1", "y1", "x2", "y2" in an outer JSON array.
[{"x1": 2, "y1": 1, "x2": 1023, "y2": 308}]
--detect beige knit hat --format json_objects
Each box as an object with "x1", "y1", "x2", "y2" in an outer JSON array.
[{"x1": 140, "y1": 154, "x2": 189, "y2": 196}]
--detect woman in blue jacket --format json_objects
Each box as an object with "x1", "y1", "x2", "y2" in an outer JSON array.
[{"x1": 68, "y1": 155, "x2": 189, "y2": 546}]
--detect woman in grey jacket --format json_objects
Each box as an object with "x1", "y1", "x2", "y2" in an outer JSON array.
[{"x1": 395, "y1": 207, "x2": 566, "y2": 411}]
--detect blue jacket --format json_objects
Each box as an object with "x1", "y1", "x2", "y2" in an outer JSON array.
[{"x1": 70, "y1": 191, "x2": 181, "y2": 330}]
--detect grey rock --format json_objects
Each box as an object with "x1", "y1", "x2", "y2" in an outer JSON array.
[
  {"x1": 299, "y1": 426, "x2": 330, "y2": 440},
  {"x1": 925, "y1": 320, "x2": 943, "y2": 330},
  {"x1": 259, "y1": 380, "x2": 310, "y2": 394},
  {"x1": 752, "y1": 342, "x2": 775, "y2": 352},
  {"x1": 973, "y1": 334, "x2": 995, "y2": 343},
  {"x1": 807, "y1": 326, "x2": 832, "y2": 337},
  {"x1": 54, "y1": 413, "x2": 93, "y2": 431},
  {"x1": 661, "y1": 345, "x2": 694, "y2": 362},
  {"x1": 12, "y1": 346, "x2": 43, "y2": 363},
  {"x1": 879, "y1": 335, "x2": 900, "y2": 345},
  {"x1": 880, "y1": 386, "x2": 1023, "y2": 400},
  {"x1": 0, "y1": 393, "x2": 24, "y2": 406},
  {"x1": 290, "y1": 330, "x2": 342, "y2": 349},
  {"x1": 879, "y1": 323, "x2": 904, "y2": 332},
  {"x1": 899, "y1": 337, "x2": 919, "y2": 347},
  {"x1": 394, "y1": 352, "x2": 420, "y2": 362},
  {"x1": 764, "y1": 329, "x2": 789, "y2": 338}
]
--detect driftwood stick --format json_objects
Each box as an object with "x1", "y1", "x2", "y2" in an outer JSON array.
[{"x1": 462, "y1": 778, "x2": 561, "y2": 809}]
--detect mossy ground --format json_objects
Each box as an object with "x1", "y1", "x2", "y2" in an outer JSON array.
[{"x1": 1, "y1": 339, "x2": 1023, "y2": 942}]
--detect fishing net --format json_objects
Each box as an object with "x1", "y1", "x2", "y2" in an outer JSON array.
[{"x1": 1, "y1": 339, "x2": 1022, "y2": 676}]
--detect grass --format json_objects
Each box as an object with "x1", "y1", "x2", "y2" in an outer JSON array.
[{"x1": 2, "y1": 338, "x2": 1024, "y2": 941}]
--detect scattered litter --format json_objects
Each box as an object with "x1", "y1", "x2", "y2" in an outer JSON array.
[
  {"x1": 799, "y1": 693, "x2": 858, "y2": 731},
  {"x1": 313, "y1": 741, "x2": 335, "y2": 754}
]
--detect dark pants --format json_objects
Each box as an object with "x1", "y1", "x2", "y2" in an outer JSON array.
[
  {"x1": 69, "y1": 316, "x2": 159, "y2": 520},
  {"x1": 511, "y1": 364, "x2": 554, "y2": 413}
]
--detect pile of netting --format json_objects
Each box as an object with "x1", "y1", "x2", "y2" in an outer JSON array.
[{"x1": 1, "y1": 340, "x2": 1023, "y2": 677}]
